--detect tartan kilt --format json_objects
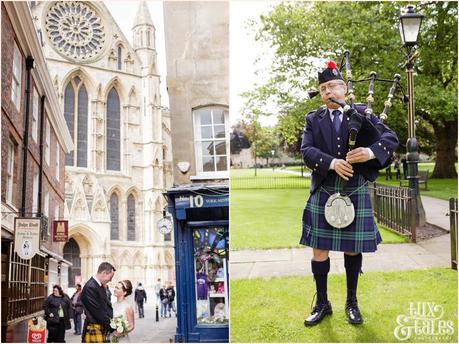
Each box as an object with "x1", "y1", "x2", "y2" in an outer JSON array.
[
  {"x1": 83, "y1": 323, "x2": 109, "y2": 343},
  {"x1": 300, "y1": 172, "x2": 381, "y2": 253}
]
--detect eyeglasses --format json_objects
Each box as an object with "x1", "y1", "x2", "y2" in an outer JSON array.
[{"x1": 319, "y1": 82, "x2": 345, "y2": 93}]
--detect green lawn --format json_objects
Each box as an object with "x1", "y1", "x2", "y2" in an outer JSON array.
[
  {"x1": 279, "y1": 164, "x2": 458, "y2": 201},
  {"x1": 230, "y1": 188, "x2": 407, "y2": 250},
  {"x1": 230, "y1": 268, "x2": 458, "y2": 343},
  {"x1": 375, "y1": 176, "x2": 457, "y2": 201}
]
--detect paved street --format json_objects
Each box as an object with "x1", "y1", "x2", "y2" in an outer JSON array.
[{"x1": 65, "y1": 302, "x2": 176, "y2": 343}]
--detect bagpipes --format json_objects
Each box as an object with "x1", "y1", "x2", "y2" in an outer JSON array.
[{"x1": 308, "y1": 50, "x2": 405, "y2": 151}]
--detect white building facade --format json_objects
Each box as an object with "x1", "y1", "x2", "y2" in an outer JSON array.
[{"x1": 31, "y1": 1, "x2": 174, "y2": 290}]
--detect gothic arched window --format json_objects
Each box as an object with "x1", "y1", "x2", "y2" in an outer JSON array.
[
  {"x1": 146, "y1": 30, "x2": 150, "y2": 46},
  {"x1": 106, "y1": 88, "x2": 121, "y2": 171},
  {"x1": 110, "y1": 193, "x2": 119, "y2": 240},
  {"x1": 117, "y1": 46, "x2": 122, "y2": 70},
  {"x1": 127, "y1": 194, "x2": 136, "y2": 241},
  {"x1": 63, "y1": 238, "x2": 81, "y2": 288},
  {"x1": 64, "y1": 77, "x2": 88, "y2": 167}
]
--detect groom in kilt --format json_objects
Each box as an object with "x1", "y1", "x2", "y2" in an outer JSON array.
[{"x1": 300, "y1": 61, "x2": 398, "y2": 325}]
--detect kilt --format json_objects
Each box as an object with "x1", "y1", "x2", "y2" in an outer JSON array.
[
  {"x1": 83, "y1": 323, "x2": 108, "y2": 343},
  {"x1": 300, "y1": 172, "x2": 381, "y2": 252}
]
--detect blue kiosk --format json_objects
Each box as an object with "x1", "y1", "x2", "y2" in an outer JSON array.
[{"x1": 165, "y1": 184, "x2": 229, "y2": 343}]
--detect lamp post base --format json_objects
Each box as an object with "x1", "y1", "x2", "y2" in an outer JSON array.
[{"x1": 406, "y1": 137, "x2": 426, "y2": 227}]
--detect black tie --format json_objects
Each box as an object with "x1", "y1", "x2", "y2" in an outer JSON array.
[{"x1": 332, "y1": 110, "x2": 341, "y2": 134}]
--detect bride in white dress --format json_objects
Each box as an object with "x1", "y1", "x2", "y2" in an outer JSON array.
[{"x1": 112, "y1": 280, "x2": 135, "y2": 342}]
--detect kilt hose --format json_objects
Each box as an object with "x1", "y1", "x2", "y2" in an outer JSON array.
[
  {"x1": 83, "y1": 323, "x2": 108, "y2": 343},
  {"x1": 300, "y1": 172, "x2": 381, "y2": 253}
]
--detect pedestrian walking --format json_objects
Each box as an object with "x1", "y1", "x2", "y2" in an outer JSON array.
[
  {"x1": 159, "y1": 285, "x2": 169, "y2": 318},
  {"x1": 70, "y1": 283, "x2": 83, "y2": 335},
  {"x1": 43, "y1": 285, "x2": 72, "y2": 342},
  {"x1": 154, "y1": 278, "x2": 161, "y2": 306},
  {"x1": 166, "y1": 282, "x2": 176, "y2": 317},
  {"x1": 134, "y1": 282, "x2": 147, "y2": 318}
]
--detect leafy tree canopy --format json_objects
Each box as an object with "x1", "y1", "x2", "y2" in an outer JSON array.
[{"x1": 244, "y1": 1, "x2": 457, "y2": 177}]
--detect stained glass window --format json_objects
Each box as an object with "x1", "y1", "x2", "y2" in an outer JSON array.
[
  {"x1": 64, "y1": 83, "x2": 74, "y2": 166},
  {"x1": 106, "y1": 88, "x2": 121, "y2": 171},
  {"x1": 64, "y1": 78, "x2": 88, "y2": 167},
  {"x1": 117, "y1": 46, "x2": 122, "y2": 70},
  {"x1": 77, "y1": 85, "x2": 88, "y2": 167},
  {"x1": 63, "y1": 238, "x2": 81, "y2": 288},
  {"x1": 110, "y1": 193, "x2": 119, "y2": 240},
  {"x1": 127, "y1": 194, "x2": 136, "y2": 241}
]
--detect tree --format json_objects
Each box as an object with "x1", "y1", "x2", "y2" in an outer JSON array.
[{"x1": 245, "y1": 1, "x2": 457, "y2": 178}]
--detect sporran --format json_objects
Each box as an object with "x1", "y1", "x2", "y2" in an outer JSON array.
[{"x1": 324, "y1": 193, "x2": 355, "y2": 229}]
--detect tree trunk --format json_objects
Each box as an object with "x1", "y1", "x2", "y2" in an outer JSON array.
[{"x1": 431, "y1": 120, "x2": 457, "y2": 178}]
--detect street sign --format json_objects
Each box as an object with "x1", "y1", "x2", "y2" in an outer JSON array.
[
  {"x1": 52, "y1": 220, "x2": 68, "y2": 242},
  {"x1": 14, "y1": 218, "x2": 41, "y2": 260}
]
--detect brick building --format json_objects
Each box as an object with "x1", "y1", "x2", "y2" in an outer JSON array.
[{"x1": 1, "y1": 2, "x2": 73, "y2": 342}]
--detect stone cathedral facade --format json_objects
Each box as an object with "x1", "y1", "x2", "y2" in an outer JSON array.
[{"x1": 31, "y1": 1, "x2": 174, "y2": 290}]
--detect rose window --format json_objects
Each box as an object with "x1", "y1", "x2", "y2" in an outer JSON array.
[{"x1": 45, "y1": 1, "x2": 106, "y2": 61}]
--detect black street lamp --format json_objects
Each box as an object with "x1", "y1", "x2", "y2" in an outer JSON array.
[{"x1": 399, "y1": 5, "x2": 426, "y2": 226}]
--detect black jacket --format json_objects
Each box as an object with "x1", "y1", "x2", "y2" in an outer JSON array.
[
  {"x1": 301, "y1": 104, "x2": 399, "y2": 194},
  {"x1": 81, "y1": 277, "x2": 114, "y2": 333},
  {"x1": 43, "y1": 294, "x2": 72, "y2": 329},
  {"x1": 134, "y1": 287, "x2": 147, "y2": 304},
  {"x1": 166, "y1": 287, "x2": 175, "y2": 302},
  {"x1": 70, "y1": 291, "x2": 83, "y2": 314}
]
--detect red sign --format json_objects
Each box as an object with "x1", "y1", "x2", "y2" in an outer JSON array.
[
  {"x1": 52, "y1": 220, "x2": 68, "y2": 242},
  {"x1": 27, "y1": 328, "x2": 45, "y2": 343},
  {"x1": 27, "y1": 318, "x2": 46, "y2": 343}
]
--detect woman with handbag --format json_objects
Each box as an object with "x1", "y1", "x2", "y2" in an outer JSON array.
[{"x1": 43, "y1": 285, "x2": 72, "y2": 342}]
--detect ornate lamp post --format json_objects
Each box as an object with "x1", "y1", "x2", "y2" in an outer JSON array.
[{"x1": 399, "y1": 4, "x2": 425, "y2": 226}]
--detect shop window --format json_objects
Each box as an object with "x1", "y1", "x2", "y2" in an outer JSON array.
[
  {"x1": 193, "y1": 227, "x2": 228, "y2": 324},
  {"x1": 192, "y1": 107, "x2": 229, "y2": 179}
]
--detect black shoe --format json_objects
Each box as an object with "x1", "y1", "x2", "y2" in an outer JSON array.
[
  {"x1": 345, "y1": 301, "x2": 363, "y2": 324},
  {"x1": 304, "y1": 301, "x2": 332, "y2": 326}
]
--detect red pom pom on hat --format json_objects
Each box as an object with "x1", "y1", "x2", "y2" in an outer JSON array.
[{"x1": 327, "y1": 60, "x2": 337, "y2": 69}]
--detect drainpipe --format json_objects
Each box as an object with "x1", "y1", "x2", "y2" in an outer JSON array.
[
  {"x1": 20, "y1": 56, "x2": 34, "y2": 217},
  {"x1": 37, "y1": 95, "x2": 45, "y2": 219}
]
